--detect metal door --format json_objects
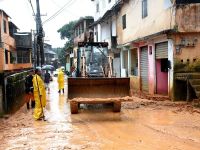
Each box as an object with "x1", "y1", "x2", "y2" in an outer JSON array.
[
  {"x1": 140, "y1": 46, "x2": 149, "y2": 92},
  {"x1": 155, "y1": 42, "x2": 168, "y2": 59}
]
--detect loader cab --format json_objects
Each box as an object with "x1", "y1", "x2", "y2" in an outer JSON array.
[{"x1": 77, "y1": 42, "x2": 109, "y2": 77}]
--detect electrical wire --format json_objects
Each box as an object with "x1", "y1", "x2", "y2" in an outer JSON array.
[
  {"x1": 49, "y1": 0, "x2": 80, "y2": 18},
  {"x1": 28, "y1": 0, "x2": 36, "y2": 17},
  {"x1": 43, "y1": 0, "x2": 74, "y2": 24},
  {"x1": 42, "y1": 0, "x2": 77, "y2": 25}
]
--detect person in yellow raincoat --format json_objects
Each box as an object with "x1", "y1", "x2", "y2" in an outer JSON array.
[
  {"x1": 57, "y1": 68, "x2": 64, "y2": 93},
  {"x1": 32, "y1": 69, "x2": 46, "y2": 120}
]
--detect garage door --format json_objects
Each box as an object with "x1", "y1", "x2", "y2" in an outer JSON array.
[
  {"x1": 155, "y1": 42, "x2": 168, "y2": 59},
  {"x1": 140, "y1": 46, "x2": 149, "y2": 92}
]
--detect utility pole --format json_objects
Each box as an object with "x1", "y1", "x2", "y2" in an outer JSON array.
[{"x1": 36, "y1": 0, "x2": 44, "y2": 67}]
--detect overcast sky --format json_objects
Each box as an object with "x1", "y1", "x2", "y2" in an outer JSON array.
[{"x1": 0, "y1": 0, "x2": 95, "y2": 48}]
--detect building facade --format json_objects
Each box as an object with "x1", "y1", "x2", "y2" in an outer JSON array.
[
  {"x1": 116, "y1": 0, "x2": 200, "y2": 100},
  {"x1": 72, "y1": 17, "x2": 94, "y2": 74},
  {"x1": 91, "y1": 0, "x2": 125, "y2": 77},
  {"x1": 90, "y1": 0, "x2": 200, "y2": 100},
  {"x1": 0, "y1": 10, "x2": 33, "y2": 113},
  {"x1": 0, "y1": 10, "x2": 32, "y2": 72},
  {"x1": 43, "y1": 43, "x2": 57, "y2": 65}
]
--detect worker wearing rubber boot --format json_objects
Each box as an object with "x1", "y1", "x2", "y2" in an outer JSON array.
[
  {"x1": 33, "y1": 68, "x2": 46, "y2": 120},
  {"x1": 57, "y1": 68, "x2": 64, "y2": 94}
]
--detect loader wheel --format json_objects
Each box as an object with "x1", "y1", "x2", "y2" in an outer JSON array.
[
  {"x1": 113, "y1": 101, "x2": 121, "y2": 112},
  {"x1": 70, "y1": 101, "x2": 78, "y2": 114}
]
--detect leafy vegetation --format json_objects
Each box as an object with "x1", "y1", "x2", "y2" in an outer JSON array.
[
  {"x1": 56, "y1": 16, "x2": 93, "y2": 68},
  {"x1": 57, "y1": 20, "x2": 77, "y2": 40},
  {"x1": 174, "y1": 58, "x2": 200, "y2": 73}
]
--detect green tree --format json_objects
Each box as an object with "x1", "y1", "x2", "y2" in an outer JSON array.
[
  {"x1": 57, "y1": 20, "x2": 77, "y2": 40},
  {"x1": 57, "y1": 16, "x2": 93, "y2": 69}
]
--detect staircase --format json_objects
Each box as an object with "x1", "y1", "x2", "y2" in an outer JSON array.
[{"x1": 189, "y1": 73, "x2": 200, "y2": 99}]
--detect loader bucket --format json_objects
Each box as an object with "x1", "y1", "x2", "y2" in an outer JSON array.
[{"x1": 67, "y1": 78, "x2": 130, "y2": 99}]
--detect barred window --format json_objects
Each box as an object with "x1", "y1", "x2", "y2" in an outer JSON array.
[{"x1": 17, "y1": 51, "x2": 30, "y2": 63}]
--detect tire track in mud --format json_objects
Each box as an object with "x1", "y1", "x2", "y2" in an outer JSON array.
[
  {"x1": 142, "y1": 123, "x2": 200, "y2": 144},
  {"x1": 70, "y1": 116, "x2": 103, "y2": 150}
]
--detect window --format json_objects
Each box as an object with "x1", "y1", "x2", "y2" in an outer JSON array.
[
  {"x1": 96, "y1": 3, "x2": 99, "y2": 12},
  {"x1": 3, "y1": 20, "x2": 7, "y2": 33},
  {"x1": 5, "y1": 50, "x2": 9, "y2": 64},
  {"x1": 142, "y1": 0, "x2": 148, "y2": 18},
  {"x1": 10, "y1": 51, "x2": 17, "y2": 64},
  {"x1": 17, "y1": 51, "x2": 30, "y2": 63},
  {"x1": 122, "y1": 14, "x2": 126, "y2": 29}
]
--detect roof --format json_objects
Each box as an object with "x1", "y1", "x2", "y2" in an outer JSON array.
[
  {"x1": 44, "y1": 50, "x2": 56, "y2": 55},
  {"x1": 9, "y1": 21, "x2": 19, "y2": 30},
  {"x1": 0, "y1": 9, "x2": 11, "y2": 18},
  {"x1": 73, "y1": 17, "x2": 94, "y2": 29}
]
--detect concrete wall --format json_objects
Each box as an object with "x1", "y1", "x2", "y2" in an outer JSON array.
[
  {"x1": 0, "y1": 48, "x2": 3, "y2": 71},
  {"x1": 117, "y1": 0, "x2": 175, "y2": 45},
  {"x1": 173, "y1": 33, "x2": 200, "y2": 63},
  {"x1": 4, "y1": 63, "x2": 32, "y2": 70},
  {"x1": 130, "y1": 76, "x2": 140, "y2": 95},
  {"x1": 101, "y1": 22, "x2": 111, "y2": 48},
  {"x1": 94, "y1": 0, "x2": 119, "y2": 21},
  {"x1": 176, "y1": 4, "x2": 200, "y2": 32},
  {"x1": 113, "y1": 57, "x2": 120, "y2": 77},
  {"x1": 147, "y1": 44, "x2": 155, "y2": 95}
]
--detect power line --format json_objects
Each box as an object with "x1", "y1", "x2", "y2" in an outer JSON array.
[
  {"x1": 28, "y1": 0, "x2": 36, "y2": 16},
  {"x1": 43, "y1": 0, "x2": 74, "y2": 24},
  {"x1": 42, "y1": 0, "x2": 77, "y2": 25},
  {"x1": 49, "y1": 0, "x2": 80, "y2": 18}
]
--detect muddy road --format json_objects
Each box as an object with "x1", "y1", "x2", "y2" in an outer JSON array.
[{"x1": 1, "y1": 78, "x2": 200, "y2": 150}]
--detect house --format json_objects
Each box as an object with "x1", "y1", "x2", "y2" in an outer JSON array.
[
  {"x1": 0, "y1": 9, "x2": 33, "y2": 113},
  {"x1": 90, "y1": 0, "x2": 200, "y2": 100},
  {"x1": 116, "y1": 0, "x2": 200, "y2": 100},
  {"x1": 43, "y1": 43, "x2": 57, "y2": 65},
  {"x1": 72, "y1": 17, "x2": 94, "y2": 74},
  {"x1": 91, "y1": 0, "x2": 124, "y2": 77},
  {"x1": 0, "y1": 10, "x2": 32, "y2": 72}
]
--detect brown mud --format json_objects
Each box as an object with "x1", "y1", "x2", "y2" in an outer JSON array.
[{"x1": 0, "y1": 78, "x2": 200, "y2": 150}]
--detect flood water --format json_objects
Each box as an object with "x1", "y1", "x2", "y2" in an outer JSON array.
[{"x1": 1, "y1": 77, "x2": 200, "y2": 150}]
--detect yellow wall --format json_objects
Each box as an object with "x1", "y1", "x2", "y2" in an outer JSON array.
[{"x1": 117, "y1": 0, "x2": 175, "y2": 45}]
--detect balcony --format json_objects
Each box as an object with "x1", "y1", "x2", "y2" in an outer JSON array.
[
  {"x1": 14, "y1": 32, "x2": 32, "y2": 49},
  {"x1": 74, "y1": 32, "x2": 87, "y2": 46},
  {"x1": 2, "y1": 34, "x2": 16, "y2": 48}
]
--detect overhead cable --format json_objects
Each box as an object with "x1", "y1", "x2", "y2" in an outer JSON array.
[{"x1": 43, "y1": 0, "x2": 77, "y2": 24}]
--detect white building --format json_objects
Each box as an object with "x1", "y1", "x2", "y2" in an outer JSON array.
[{"x1": 91, "y1": 0, "x2": 125, "y2": 77}]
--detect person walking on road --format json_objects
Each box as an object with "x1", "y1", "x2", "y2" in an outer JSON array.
[
  {"x1": 44, "y1": 70, "x2": 51, "y2": 93},
  {"x1": 57, "y1": 68, "x2": 64, "y2": 94},
  {"x1": 25, "y1": 70, "x2": 35, "y2": 109},
  {"x1": 33, "y1": 69, "x2": 47, "y2": 120}
]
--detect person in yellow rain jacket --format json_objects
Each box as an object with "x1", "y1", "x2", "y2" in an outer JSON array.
[
  {"x1": 32, "y1": 68, "x2": 46, "y2": 120},
  {"x1": 57, "y1": 68, "x2": 64, "y2": 94}
]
